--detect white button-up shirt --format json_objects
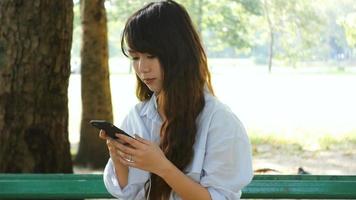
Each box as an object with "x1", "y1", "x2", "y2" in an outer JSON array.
[{"x1": 103, "y1": 92, "x2": 253, "y2": 200}]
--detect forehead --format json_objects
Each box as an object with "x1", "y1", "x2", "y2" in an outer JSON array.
[{"x1": 128, "y1": 49, "x2": 137, "y2": 53}]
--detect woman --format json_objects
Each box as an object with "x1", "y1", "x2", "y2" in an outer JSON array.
[{"x1": 100, "y1": 1, "x2": 253, "y2": 199}]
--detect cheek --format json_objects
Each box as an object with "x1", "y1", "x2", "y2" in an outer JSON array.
[
  {"x1": 132, "y1": 66, "x2": 141, "y2": 80},
  {"x1": 132, "y1": 64, "x2": 139, "y2": 73}
]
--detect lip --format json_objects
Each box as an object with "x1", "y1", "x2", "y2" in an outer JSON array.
[{"x1": 143, "y1": 78, "x2": 156, "y2": 85}]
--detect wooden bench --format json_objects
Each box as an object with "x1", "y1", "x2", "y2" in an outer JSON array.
[{"x1": 0, "y1": 174, "x2": 356, "y2": 199}]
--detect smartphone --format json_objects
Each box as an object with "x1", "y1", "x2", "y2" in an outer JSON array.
[{"x1": 89, "y1": 120, "x2": 133, "y2": 139}]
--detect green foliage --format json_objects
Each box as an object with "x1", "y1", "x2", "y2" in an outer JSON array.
[
  {"x1": 105, "y1": 1, "x2": 150, "y2": 57},
  {"x1": 314, "y1": 0, "x2": 355, "y2": 61},
  {"x1": 198, "y1": 0, "x2": 263, "y2": 57},
  {"x1": 108, "y1": 0, "x2": 263, "y2": 57},
  {"x1": 238, "y1": 0, "x2": 262, "y2": 15},
  {"x1": 258, "y1": 0, "x2": 326, "y2": 67},
  {"x1": 70, "y1": 0, "x2": 356, "y2": 65},
  {"x1": 340, "y1": 13, "x2": 356, "y2": 48},
  {"x1": 203, "y1": 1, "x2": 252, "y2": 54}
]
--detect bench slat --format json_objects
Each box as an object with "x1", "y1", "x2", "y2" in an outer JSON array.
[
  {"x1": 0, "y1": 174, "x2": 356, "y2": 199},
  {"x1": 0, "y1": 176, "x2": 110, "y2": 199},
  {"x1": 242, "y1": 180, "x2": 356, "y2": 199}
]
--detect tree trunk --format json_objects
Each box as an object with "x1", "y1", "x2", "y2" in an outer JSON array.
[
  {"x1": 268, "y1": 30, "x2": 274, "y2": 73},
  {"x1": 197, "y1": 0, "x2": 204, "y2": 35},
  {"x1": 263, "y1": 0, "x2": 274, "y2": 73},
  {"x1": 0, "y1": 0, "x2": 73, "y2": 173},
  {"x1": 75, "y1": 0, "x2": 113, "y2": 169}
]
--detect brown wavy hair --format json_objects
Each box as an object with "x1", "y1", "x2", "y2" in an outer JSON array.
[{"x1": 121, "y1": 1, "x2": 214, "y2": 199}]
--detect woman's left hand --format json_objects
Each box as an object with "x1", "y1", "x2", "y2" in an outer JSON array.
[{"x1": 115, "y1": 134, "x2": 171, "y2": 175}]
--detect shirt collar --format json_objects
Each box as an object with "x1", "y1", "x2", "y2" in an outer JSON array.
[{"x1": 139, "y1": 94, "x2": 160, "y2": 122}]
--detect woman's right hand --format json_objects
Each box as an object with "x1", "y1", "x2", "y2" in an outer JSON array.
[
  {"x1": 99, "y1": 130, "x2": 129, "y2": 188},
  {"x1": 99, "y1": 130, "x2": 125, "y2": 164}
]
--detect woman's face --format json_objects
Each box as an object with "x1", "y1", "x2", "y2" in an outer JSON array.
[{"x1": 129, "y1": 50, "x2": 163, "y2": 94}]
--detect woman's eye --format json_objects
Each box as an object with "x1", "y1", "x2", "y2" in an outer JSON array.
[
  {"x1": 131, "y1": 57, "x2": 139, "y2": 61},
  {"x1": 147, "y1": 55, "x2": 156, "y2": 59}
]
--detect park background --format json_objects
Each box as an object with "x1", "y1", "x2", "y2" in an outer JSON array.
[
  {"x1": 0, "y1": 0, "x2": 355, "y2": 175},
  {"x1": 69, "y1": 0, "x2": 356, "y2": 174}
]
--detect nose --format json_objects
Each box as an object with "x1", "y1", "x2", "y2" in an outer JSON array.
[{"x1": 138, "y1": 57, "x2": 150, "y2": 73}]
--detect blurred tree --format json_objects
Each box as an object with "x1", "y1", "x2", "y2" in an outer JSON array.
[
  {"x1": 107, "y1": 0, "x2": 262, "y2": 58},
  {"x1": 259, "y1": 0, "x2": 324, "y2": 71},
  {"x1": 180, "y1": 0, "x2": 262, "y2": 57},
  {"x1": 315, "y1": 0, "x2": 355, "y2": 63},
  {"x1": 106, "y1": 0, "x2": 151, "y2": 58},
  {"x1": 262, "y1": 0, "x2": 274, "y2": 72},
  {"x1": 70, "y1": 0, "x2": 356, "y2": 71},
  {"x1": 342, "y1": 13, "x2": 356, "y2": 48},
  {"x1": 0, "y1": 0, "x2": 73, "y2": 172},
  {"x1": 71, "y1": 2, "x2": 82, "y2": 61},
  {"x1": 177, "y1": 0, "x2": 204, "y2": 34},
  {"x1": 75, "y1": 0, "x2": 113, "y2": 169}
]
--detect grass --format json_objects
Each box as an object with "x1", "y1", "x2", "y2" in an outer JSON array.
[{"x1": 249, "y1": 128, "x2": 356, "y2": 154}]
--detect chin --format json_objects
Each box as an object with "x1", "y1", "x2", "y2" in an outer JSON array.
[
  {"x1": 147, "y1": 87, "x2": 157, "y2": 93},
  {"x1": 149, "y1": 88, "x2": 161, "y2": 94}
]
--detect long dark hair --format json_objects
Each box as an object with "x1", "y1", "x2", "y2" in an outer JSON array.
[{"x1": 121, "y1": 1, "x2": 214, "y2": 199}]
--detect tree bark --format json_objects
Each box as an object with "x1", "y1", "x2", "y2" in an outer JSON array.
[
  {"x1": 0, "y1": 0, "x2": 73, "y2": 173},
  {"x1": 75, "y1": 0, "x2": 113, "y2": 169},
  {"x1": 263, "y1": 0, "x2": 274, "y2": 73}
]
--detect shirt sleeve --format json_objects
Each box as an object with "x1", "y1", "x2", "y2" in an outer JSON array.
[
  {"x1": 200, "y1": 108, "x2": 253, "y2": 200},
  {"x1": 103, "y1": 159, "x2": 149, "y2": 200}
]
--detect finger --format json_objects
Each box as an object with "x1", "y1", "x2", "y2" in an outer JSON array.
[
  {"x1": 115, "y1": 141, "x2": 138, "y2": 156},
  {"x1": 108, "y1": 146, "x2": 116, "y2": 155},
  {"x1": 107, "y1": 139, "x2": 115, "y2": 147},
  {"x1": 106, "y1": 138, "x2": 116, "y2": 145},
  {"x1": 107, "y1": 138, "x2": 120, "y2": 152},
  {"x1": 108, "y1": 146, "x2": 120, "y2": 159},
  {"x1": 117, "y1": 134, "x2": 145, "y2": 149},
  {"x1": 107, "y1": 143, "x2": 116, "y2": 155},
  {"x1": 99, "y1": 130, "x2": 108, "y2": 139},
  {"x1": 118, "y1": 156, "x2": 137, "y2": 167},
  {"x1": 118, "y1": 150, "x2": 135, "y2": 162},
  {"x1": 109, "y1": 146, "x2": 129, "y2": 160},
  {"x1": 114, "y1": 137, "x2": 128, "y2": 145},
  {"x1": 114, "y1": 149, "x2": 126, "y2": 159},
  {"x1": 134, "y1": 134, "x2": 150, "y2": 145}
]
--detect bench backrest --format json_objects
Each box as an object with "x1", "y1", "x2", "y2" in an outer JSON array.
[{"x1": 1, "y1": 174, "x2": 356, "y2": 199}]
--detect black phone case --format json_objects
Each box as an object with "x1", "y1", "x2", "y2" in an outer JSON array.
[{"x1": 89, "y1": 120, "x2": 133, "y2": 139}]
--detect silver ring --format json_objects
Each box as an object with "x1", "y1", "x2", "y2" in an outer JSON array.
[{"x1": 127, "y1": 155, "x2": 134, "y2": 162}]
